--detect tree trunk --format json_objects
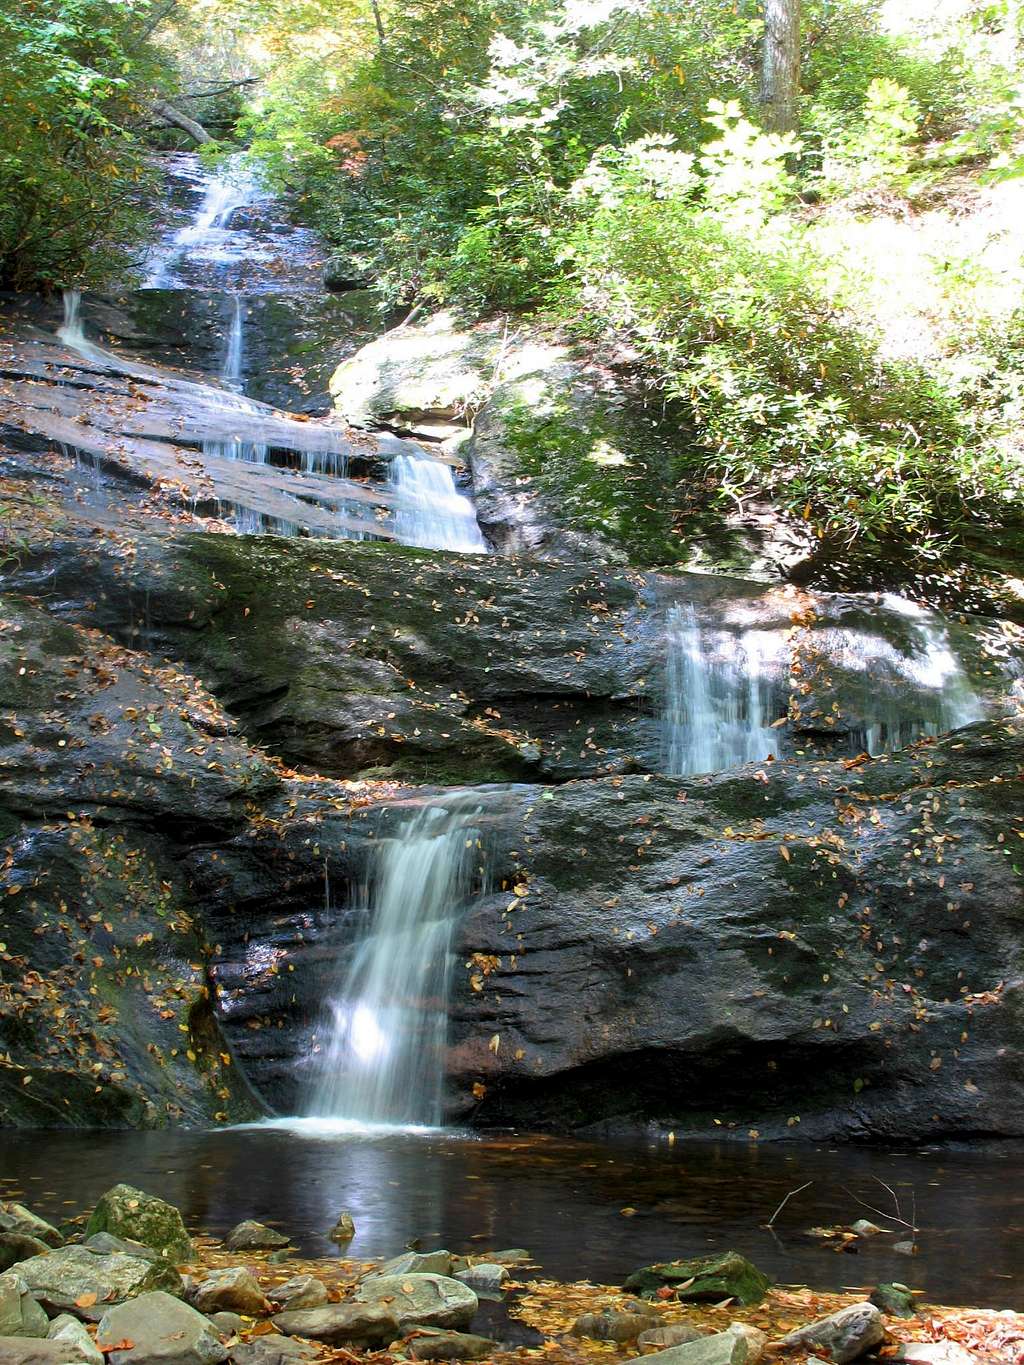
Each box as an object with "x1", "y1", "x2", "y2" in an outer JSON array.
[
  {"x1": 152, "y1": 99, "x2": 213, "y2": 145},
  {"x1": 370, "y1": 0, "x2": 386, "y2": 49},
  {"x1": 760, "y1": 0, "x2": 801, "y2": 134}
]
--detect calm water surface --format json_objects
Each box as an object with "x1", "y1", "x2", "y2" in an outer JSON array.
[{"x1": 1, "y1": 1126, "x2": 1022, "y2": 1310}]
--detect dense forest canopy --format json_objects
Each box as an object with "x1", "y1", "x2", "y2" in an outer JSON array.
[{"x1": 3, "y1": 0, "x2": 1022, "y2": 569}]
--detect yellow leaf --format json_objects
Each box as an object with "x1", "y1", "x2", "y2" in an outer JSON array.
[
  {"x1": 779, "y1": 845, "x2": 791, "y2": 861},
  {"x1": 488, "y1": 1034, "x2": 500, "y2": 1054}
]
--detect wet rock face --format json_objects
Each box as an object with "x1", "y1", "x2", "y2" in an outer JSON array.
[
  {"x1": 2, "y1": 509, "x2": 1023, "y2": 1138},
  {"x1": 446, "y1": 724, "x2": 1024, "y2": 1138},
  {"x1": 97, "y1": 288, "x2": 388, "y2": 412}
]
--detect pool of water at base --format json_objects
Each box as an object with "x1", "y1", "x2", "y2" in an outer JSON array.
[{"x1": 1, "y1": 1126, "x2": 1022, "y2": 1310}]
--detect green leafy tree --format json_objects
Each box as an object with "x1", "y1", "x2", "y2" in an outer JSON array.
[{"x1": 0, "y1": 0, "x2": 171, "y2": 289}]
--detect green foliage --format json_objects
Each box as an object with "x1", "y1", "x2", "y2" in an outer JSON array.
[
  {"x1": 814, "y1": 77, "x2": 920, "y2": 196},
  {"x1": 560, "y1": 144, "x2": 1020, "y2": 554},
  {"x1": 0, "y1": 0, "x2": 168, "y2": 290}
]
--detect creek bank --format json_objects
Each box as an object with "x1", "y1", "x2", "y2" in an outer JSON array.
[{"x1": 0, "y1": 1188, "x2": 1020, "y2": 1365}]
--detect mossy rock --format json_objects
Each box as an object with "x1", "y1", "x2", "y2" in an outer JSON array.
[
  {"x1": 624, "y1": 1251, "x2": 771, "y2": 1306},
  {"x1": 84, "y1": 1185, "x2": 192, "y2": 1263}
]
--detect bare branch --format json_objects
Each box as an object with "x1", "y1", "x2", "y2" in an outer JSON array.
[
  {"x1": 182, "y1": 78, "x2": 260, "y2": 100},
  {"x1": 766, "y1": 1180, "x2": 813, "y2": 1227},
  {"x1": 151, "y1": 100, "x2": 213, "y2": 145},
  {"x1": 840, "y1": 1179, "x2": 917, "y2": 1233}
]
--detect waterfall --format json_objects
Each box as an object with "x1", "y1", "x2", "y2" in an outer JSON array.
[
  {"x1": 854, "y1": 594, "x2": 984, "y2": 754},
  {"x1": 391, "y1": 453, "x2": 488, "y2": 553},
  {"x1": 663, "y1": 604, "x2": 781, "y2": 776},
  {"x1": 201, "y1": 297, "x2": 269, "y2": 465},
  {"x1": 310, "y1": 796, "x2": 485, "y2": 1127},
  {"x1": 145, "y1": 159, "x2": 260, "y2": 288},
  {"x1": 56, "y1": 288, "x2": 107, "y2": 366},
  {"x1": 221, "y1": 295, "x2": 245, "y2": 394}
]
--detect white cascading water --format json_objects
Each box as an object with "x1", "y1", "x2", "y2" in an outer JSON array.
[
  {"x1": 854, "y1": 594, "x2": 984, "y2": 754},
  {"x1": 56, "y1": 288, "x2": 107, "y2": 366},
  {"x1": 663, "y1": 604, "x2": 781, "y2": 776},
  {"x1": 202, "y1": 296, "x2": 269, "y2": 465},
  {"x1": 391, "y1": 452, "x2": 488, "y2": 553},
  {"x1": 145, "y1": 159, "x2": 260, "y2": 288},
  {"x1": 310, "y1": 796, "x2": 485, "y2": 1127}
]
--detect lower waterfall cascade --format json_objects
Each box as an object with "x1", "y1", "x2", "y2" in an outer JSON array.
[{"x1": 309, "y1": 796, "x2": 488, "y2": 1127}]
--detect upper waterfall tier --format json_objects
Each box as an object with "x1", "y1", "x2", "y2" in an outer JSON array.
[{"x1": 142, "y1": 153, "x2": 327, "y2": 294}]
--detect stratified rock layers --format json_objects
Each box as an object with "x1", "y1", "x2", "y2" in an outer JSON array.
[{"x1": 2, "y1": 525, "x2": 1022, "y2": 1138}]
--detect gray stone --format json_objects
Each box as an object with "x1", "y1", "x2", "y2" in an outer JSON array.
[
  {"x1": 850, "y1": 1220, "x2": 885, "y2": 1237},
  {"x1": 223, "y1": 1223, "x2": 289, "y2": 1253},
  {"x1": 453, "y1": 1264, "x2": 508, "y2": 1295},
  {"x1": 375, "y1": 1251, "x2": 453, "y2": 1279},
  {"x1": 354, "y1": 1274, "x2": 478, "y2": 1331},
  {"x1": 47, "y1": 1314, "x2": 104, "y2": 1365},
  {"x1": 629, "y1": 1330, "x2": 749, "y2": 1365},
  {"x1": 266, "y1": 1251, "x2": 291, "y2": 1266},
  {"x1": 272, "y1": 1302, "x2": 399, "y2": 1347},
  {"x1": 96, "y1": 1291, "x2": 227, "y2": 1365},
  {"x1": 231, "y1": 1336, "x2": 318, "y2": 1365},
  {"x1": 870, "y1": 1284, "x2": 917, "y2": 1319},
  {"x1": 0, "y1": 1340, "x2": 94, "y2": 1365},
  {"x1": 478, "y1": 1250, "x2": 531, "y2": 1266},
  {"x1": 573, "y1": 1309, "x2": 660, "y2": 1343},
  {"x1": 83, "y1": 1234, "x2": 159, "y2": 1263},
  {"x1": 266, "y1": 1278, "x2": 328, "y2": 1312},
  {"x1": 0, "y1": 1207, "x2": 62, "y2": 1250},
  {"x1": 329, "y1": 312, "x2": 510, "y2": 436},
  {"x1": 0, "y1": 1272, "x2": 49, "y2": 1338},
  {"x1": 725, "y1": 1324, "x2": 767, "y2": 1365},
  {"x1": 638, "y1": 1325, "x2": 705, "y2": 1353},
  {"x1": 191, "y1": 1268, "x2": 268, "y2": 1317},
  {"x1": 407, "y1": 1328, "x2": 497, "y2": 1361},
  {"x1": 208, "y1": 1312, "x2": 243, "y2": 1336},
  {"x1": 779, "y1": 1303, "x2": 885, "y2": 1364},
  {"x1": 328, "y1": 1214, "x2": 355, "y2": 1245},
  {"x1": 12, "y1": 1246, "x2": 183, "y2": 1318},
  {"x1": 85, "y1": 1186, "x2": 192, "y2": 1263}
]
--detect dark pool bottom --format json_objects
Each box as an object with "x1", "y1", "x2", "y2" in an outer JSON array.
[{"x1": 1, "y1": 1123, "x2": 1022, "y2": 1310}]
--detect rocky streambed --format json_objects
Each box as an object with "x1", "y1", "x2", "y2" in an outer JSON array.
[{"x1": 2, "y1": 1184, "x2": 1023, "y2": 1365}]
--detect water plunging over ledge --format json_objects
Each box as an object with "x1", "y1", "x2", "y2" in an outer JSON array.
[
  {"x1": 310, "y1": 796, "x2": 487, "y2": 1126},
  {"x1": 662, "y1": 603, "x2": 781, "y2": 776},
  {"x1": 661, "y1": 595, "x2": 986, "y2": 776},
  {"x1": 391, "y1": 451, "x2": 489, "y2": 553}
]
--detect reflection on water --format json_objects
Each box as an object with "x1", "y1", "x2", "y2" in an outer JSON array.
[{"x1": 1, "y1": 1129, "x2": 1023, "y2": 1309}]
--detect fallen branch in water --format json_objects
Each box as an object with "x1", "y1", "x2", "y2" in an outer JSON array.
[{"x1": 766, "y1": 1180, "x2": 814, "y2": 1227}]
